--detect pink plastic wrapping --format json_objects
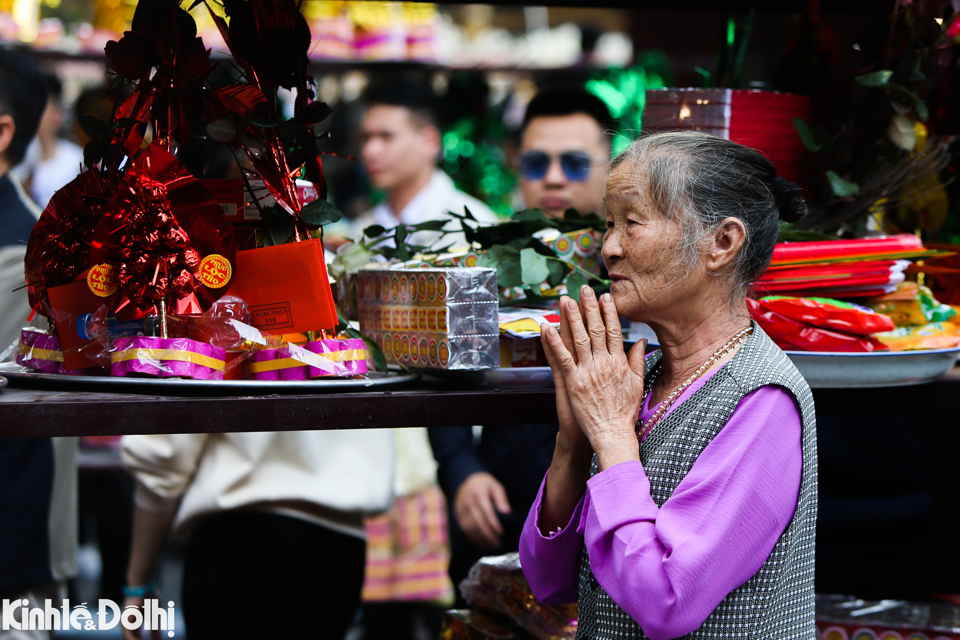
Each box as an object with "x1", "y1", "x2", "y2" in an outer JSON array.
[
  {"x1": 110, "y1": 336, "x2": 226, "y2": 379},
  {"x1": 17, "y1": 328, "x2": 64, "y2": 373},
  {"x1": 247, "y1": 338, "x2": 368, "y2": 380},
  {"x1": 16, "y1": 328, "x2": 107, "y2": 376}
]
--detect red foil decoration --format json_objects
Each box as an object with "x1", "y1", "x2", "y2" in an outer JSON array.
[
  {"x1": 89, "y1": 144, "x2": 237, "y2": 311},
  {"x1": 25, "y1": 168, "x2": 111, "y2": 313}
]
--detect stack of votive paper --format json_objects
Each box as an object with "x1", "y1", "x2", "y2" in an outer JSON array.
[{"x1": 357, "y1": 266, "x2": 499, "y2": 370}]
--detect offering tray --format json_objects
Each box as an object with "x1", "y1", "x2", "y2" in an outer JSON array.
[
  {"x1": 785, "y1": 346, "x2": 960, "y2": 388},
  {"x1": 0, "y1": 362, "x2": 419, "y2": 395},
  {"x1": 422, "y1": 366, "x2": 555, "y2": 389}
]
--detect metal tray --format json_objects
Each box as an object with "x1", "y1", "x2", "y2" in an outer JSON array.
[
  {"x1": 424, "y1": 366, "x2": 556, "y2": 389},
  {"x1": 0, "y1": 362, "x2": 419, "y2": 394},
  {"x1": 785, "y1": 347, "x2": 960, "y2": 388}
]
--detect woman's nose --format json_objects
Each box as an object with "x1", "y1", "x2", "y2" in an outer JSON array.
[{"x1": 601, "y1": 231, "x2": 622, "y2": 262}]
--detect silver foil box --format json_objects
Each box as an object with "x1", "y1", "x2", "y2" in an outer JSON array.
[{"x1": 357, "y1": 267, "x2": 500, "y2": 370}]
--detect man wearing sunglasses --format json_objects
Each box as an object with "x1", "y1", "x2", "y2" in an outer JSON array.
[{"x1": 518, "y1": 86, "x2": 615, "y2": 219}]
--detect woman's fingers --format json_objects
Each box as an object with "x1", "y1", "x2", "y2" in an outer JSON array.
[
  {"x1": 628, "y1": 338, "x2": 648, "y2": 380},
  {"x1": 600, "y1": 292, "x2": 624, "y2": 354},
  {"x1": 541, "y1": 323, "x2": 565, "y2": 381},
  {"x1": 542, "y1": 322, "x2": 578, "y2": 376},
  {"x1": 579, "y1": 286, "x2": 609, "y2": 354},
  {"x1": 564, "y1": 296, "x2": 595, "y2": 365},
  {"x1": 559, "y1": 296, "x2": 578, "y2": 365}
]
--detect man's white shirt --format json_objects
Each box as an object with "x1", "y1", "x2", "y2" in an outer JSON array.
[{"x1": 352, "y1": 169, "x2": 500, "y2": 249}]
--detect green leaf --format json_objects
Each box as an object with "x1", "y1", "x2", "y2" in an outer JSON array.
[
  {"x1": 512, "y1": 208, "x2": 554, "y2": 226},
  {"x1": 395, "y1": 223, "x2": 408, "y2": 247},
  {"x1": 259, "y1": 206, "x2": 297, "y2": 246},
  {"x1": 888, "y1": 82, "x2": 929, "y2": 122},
  {"x1": 82, "y1": 138, "x2": 106, "y2": 169},
  {"x1": 410, "y1": 219, "x2": 450, "y2": 232},
  {"x1": 78, "y1": 115, "x2": 109, "y2": 140},
  {"x1": 905, "y1": 69, "x2": 926, "y2": 82},
  {"x1": 888, "y1": 114, "x2": 916, "y2": 151},
  {"x1": 825, "y1": 171, "x2": 860, "y2": 198},
  {"x1": 520, "y1": 248, "x2": 550, "y2": 285},
  {"x1": 566, "y1": 271, "x2": 589, "y2": 302},
  {"x1": 344, "y1": 326, "x2": 388, "y2": 372},
  {"x1": 479, "y1": 246, "x2": 523, "y2": 288},
  {"x1": 299, "y1": 199, "x2": 344, "y2": 227},
  {"x1": 296, "y1": 101, "x2": 333, "y2": 125},
  {"x1": 792, "y1": 118, "x2": 822, "y2": 152},
  {"x1": 363, "y1": 224, "x2": 386, "y2": 238},
  {"x1": 855, "y1": 70, "x2": 893, "y2": 87},
  {"x1": 206, "y1": 119, "x2": 237, "y2": 143},
  {"x1": 559, "y1": 209, "x2": 605, "y2": 232},
  {"x1": 545, "y1": 258, "x2": 570, "y2": 288}
]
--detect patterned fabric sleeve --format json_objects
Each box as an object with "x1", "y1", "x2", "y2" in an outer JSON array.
[{"x1": 581, "y1": 385, "x2": 802, "y2": 640}]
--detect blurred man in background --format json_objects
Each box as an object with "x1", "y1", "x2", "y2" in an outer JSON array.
[
  {"x1": 517, "y1": 86, "x2": 613, "y2": 219},
  {"x1": 353, "y1": 81, "x2": 499, "y2": 248},
  {"x1": 352, "y1": 80, "x2": 500, "y2": 640},
  {"x1": 0, "y1": 46, "x2": 78, "y2": 640}
]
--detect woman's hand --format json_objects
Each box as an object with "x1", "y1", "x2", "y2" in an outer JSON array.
[
  {"x1": 541, "y1": 297, "x2": 590, "y2": 456},
  {"x1": 542, "y1": 286, "x2": 647, "y2": 471}
]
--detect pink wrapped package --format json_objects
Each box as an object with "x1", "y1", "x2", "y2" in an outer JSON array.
[
  {"x1": 17, "y1": 328, "x2": 64, "y2": 373},
  {"x1": 16, "y1": 328, "x2": 107, "y2": 376},
  {"x1": 247, "y1": 338, "x2": 369, "y2": 380},
  {"x1": 110, "y1": 336, "x2": 226, "y2": 380}
]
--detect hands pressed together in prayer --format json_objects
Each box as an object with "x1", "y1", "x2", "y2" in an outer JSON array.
[{"x1": 540, "y1": 285, "x2": 648, "y2": 472}]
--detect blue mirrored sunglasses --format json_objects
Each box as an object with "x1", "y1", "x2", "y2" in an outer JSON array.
[{"x1": 518, "y1": 151, "x2": 593, "y2": 182}]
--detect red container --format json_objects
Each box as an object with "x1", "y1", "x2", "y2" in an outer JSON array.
[{"x1": 643, "y1": 88, "x2": 812, "y2": 187}]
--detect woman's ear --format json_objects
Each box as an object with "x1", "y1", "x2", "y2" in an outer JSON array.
[{"x1": 704, "y1": 217, "x2": 747, "y2": 272}]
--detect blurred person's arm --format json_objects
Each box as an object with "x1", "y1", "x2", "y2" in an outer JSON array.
[
  {"x1": 121, "y1": 433, "x2": 209, "y2": 640},
  {"x1": 122, "y1": 506, "x2": 174, "y2": 640},
  {"x1": 428, "y1": 426, "x2": 510, "y2": 548}
]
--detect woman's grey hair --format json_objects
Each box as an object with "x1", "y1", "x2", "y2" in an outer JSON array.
[{"x1": 611, "y1": 131, "x2": 806, "y2": 301}]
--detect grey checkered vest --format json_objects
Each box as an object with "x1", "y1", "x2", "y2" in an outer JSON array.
[{"x1": 576, "y1": 323, "x2": 817, "y2": 640}]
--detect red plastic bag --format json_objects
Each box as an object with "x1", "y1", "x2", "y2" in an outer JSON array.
[
  {"x1": 748, "y1": 298, "x2": 888, "y2": 352},
  {"x1": 753, "y1": 296, "x2": 895, "y2": 335}
]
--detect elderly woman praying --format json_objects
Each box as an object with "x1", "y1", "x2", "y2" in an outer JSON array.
[{"x1": 519, "y1": 131, "x2": 817, "y2": 640}]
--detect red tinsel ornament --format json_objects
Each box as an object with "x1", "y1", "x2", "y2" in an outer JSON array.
[
  {"x1": 86, "y1": 144, "x2": 236, "y2": 313},
  {"x1": 24, "y1": 169, "x2": 112, "y2": 314}
]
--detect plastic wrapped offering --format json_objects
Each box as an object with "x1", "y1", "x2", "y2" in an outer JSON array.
[
  {"x1": 460, "y1": 554, "x2": 577, "y2": 640},
  {"x1": 358, "y1": 267, "x2": 499, "y2": 370}
]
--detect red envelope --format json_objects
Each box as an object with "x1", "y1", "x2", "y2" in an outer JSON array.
[
  {"x1": 227, "y1": 239, "x2": 338, "y2": 335},
  {"x1": 47, "y1": 279, "x2": 116, "y2": 371}
]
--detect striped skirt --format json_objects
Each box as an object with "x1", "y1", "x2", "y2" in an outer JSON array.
[{"x1": 361, "y1": 483, "x2": 454, "y2": 603}]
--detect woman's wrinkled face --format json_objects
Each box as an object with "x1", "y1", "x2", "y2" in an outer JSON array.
[{"x1": 601, "y1": 162, "x2": 698, "y2": 321}]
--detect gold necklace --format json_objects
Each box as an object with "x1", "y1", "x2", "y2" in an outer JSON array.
[{"x1": 635, "y1": 326, "x2": 754, "y2": 443}]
